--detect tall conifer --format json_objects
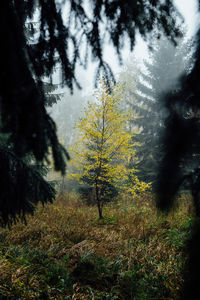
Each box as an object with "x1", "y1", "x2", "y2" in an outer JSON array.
[
  {"x1": 0, "y1": 0, "x2": 180, "y2": 224},
  {"x1": 121, "y1": 36, "x2": 191, "y2": 186}
]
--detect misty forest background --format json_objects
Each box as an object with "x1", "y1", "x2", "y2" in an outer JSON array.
[{"x1": 1, "y1": 0, "x2": 200, "y2": 299}]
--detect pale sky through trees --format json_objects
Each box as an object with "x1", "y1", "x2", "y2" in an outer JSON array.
[
  {"x1": 53, "y1": 0, "x2": 199, "y2": 97},
  {"x1": 80, "y1": 0, "x2": 199, "y2": 96},
  {"x1": 105, "y1": 0, "x2": 199, "y2": 74}
]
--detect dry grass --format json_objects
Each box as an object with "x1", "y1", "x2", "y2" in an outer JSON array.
[{"x1": 0, "y1": 192, "x2": 194, "y2": 299}]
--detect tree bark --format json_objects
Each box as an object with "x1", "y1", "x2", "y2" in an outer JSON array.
[{"x1": 95, "y1": 182, "x2": 103, "y2": 219}]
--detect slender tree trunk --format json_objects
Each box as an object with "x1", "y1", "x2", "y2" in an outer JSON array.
[
  {"x1": 95, "y1": 182, "x2": 103, "y2": 219},
  {"x1": 95, "y1": 100, "x2": 105, "y2": 220}
]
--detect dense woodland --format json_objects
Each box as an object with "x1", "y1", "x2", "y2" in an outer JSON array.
[{"x1": 1, "y1": 0, "x2": 200, "y2": 299}]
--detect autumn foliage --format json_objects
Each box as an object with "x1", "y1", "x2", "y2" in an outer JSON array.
[{"x1": 69, "y1": 82, "x2": 150, "y2": 218}]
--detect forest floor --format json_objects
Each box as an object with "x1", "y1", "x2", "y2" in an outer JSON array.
[{"x1": 0, "y1": 192, "x2": 194, "y2": 299}]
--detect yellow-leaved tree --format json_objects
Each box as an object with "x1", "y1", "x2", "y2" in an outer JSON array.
[{"x1": 70, "y1": 82, "x2": 150, "y2": 218}]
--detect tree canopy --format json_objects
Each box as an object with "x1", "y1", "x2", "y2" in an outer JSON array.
[
  {"x1": 0, "y1": 0, "x2": 181, "y2": 225},
  {"x1": 119, "y1": 35, "x2": 191, "y2": 187},
  {"x1": 2, "y1": 0, "x2": 200, "y2": 296}
]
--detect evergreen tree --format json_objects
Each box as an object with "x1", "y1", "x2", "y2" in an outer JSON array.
[
  {"x1": 0, "y1": 0, "x2": 180, "y2": 225},
  {"x1": 156, "y1": 28, "x2": 200, "y2": 299},
  {"x1": 120, "y1": 36, "x2": 191, "y2": 186},
  {"x1": 2, "y1": 0, "x2": 200, "y2": 296},
  {"x1": 43, "y1": 81, "x2": 62, "y2": 107}
]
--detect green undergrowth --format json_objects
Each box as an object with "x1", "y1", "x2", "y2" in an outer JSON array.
[{"x1": 0, "y1": 192, "x2": 195, "y2": 299}]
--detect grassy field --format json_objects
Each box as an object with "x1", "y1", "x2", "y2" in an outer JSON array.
[{"x1": 0, "y1": 192, "x2": 194, "y2": 299}]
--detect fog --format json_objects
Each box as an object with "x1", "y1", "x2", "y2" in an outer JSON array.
[{"x1": 49, "y1": 0, "x2": 199, "y2": 152}]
